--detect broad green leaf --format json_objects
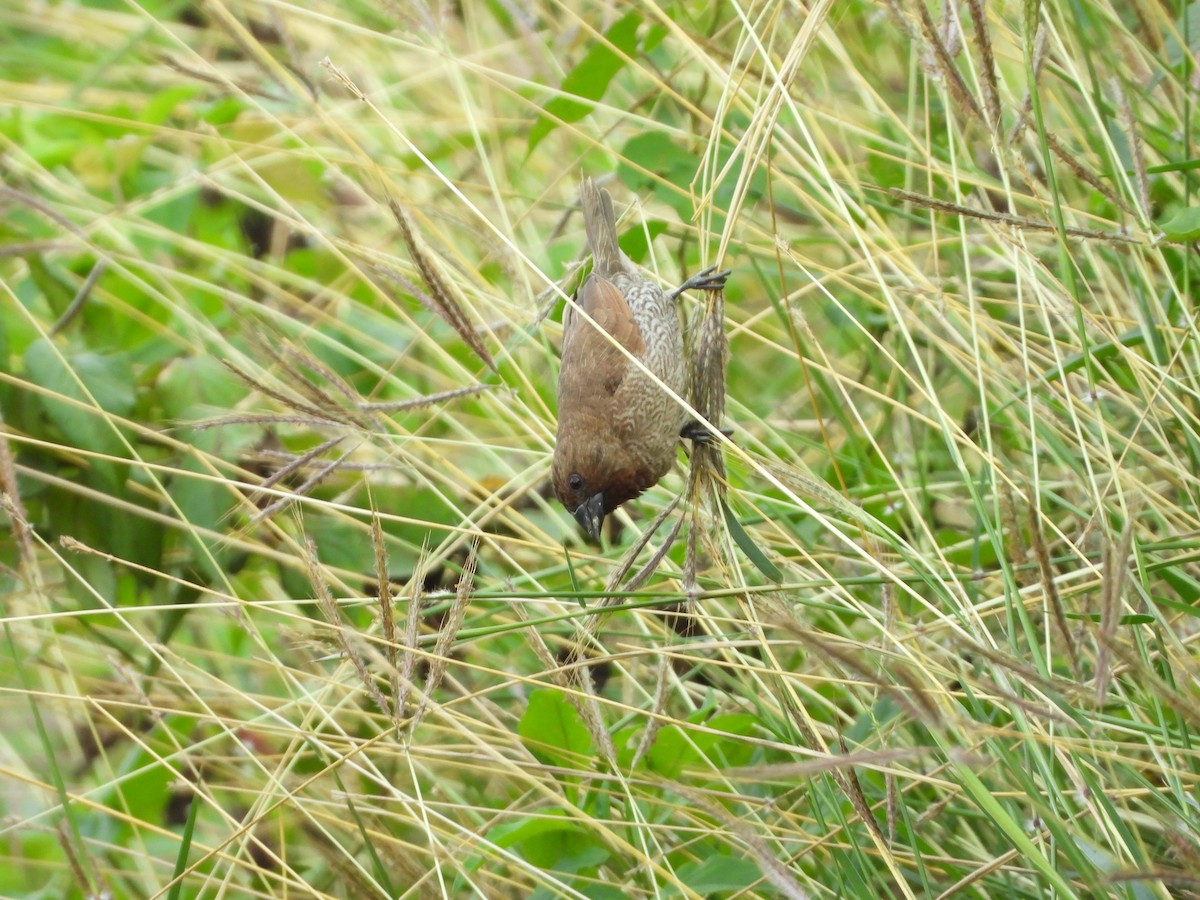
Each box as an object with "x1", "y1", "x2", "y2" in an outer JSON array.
[
  {"x1": 156, "y1": 354, "x2": 247, "y2": 419},
  {"x1": 529, "y1": 11, "x2": 642, "y2": 152},
  {"x1": 617, "y1": 132, "x2": 695, "y2": 220},
  {"x1": 673, "y1": 855, "x2": 762, "y2": 895},
  {"x1": 488, "y1": 812, "x2": 609, "y2": 873},
  {"x1": 518, "y1": 689, "x2": 595, "y2": 768},
  {"x1": 1158, "y1": 207, "x2": 1200, "y2": 242},
  {"x1": 26, "y1": 339, "x2": 136, "y2": 418},
  {"x1": 488, "y1": 810, "x2": 584, "y2": 848},
  {"x1": 140, "y1": 85, "x2": 199, "y2": 125},
  {"x1": 617, "y1": 219, "x2": 668, "y2": 264},
  {"x1": 644, "y1": 724, "x2": 693, "y2": 778},
  {"x1": 25, "y1": 338, "x2": 136, "y2": 490}
]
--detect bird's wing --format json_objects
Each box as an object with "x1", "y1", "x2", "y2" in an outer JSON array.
[{"x1": 561, "y1": 275, "x2": 645, "y2": 394}]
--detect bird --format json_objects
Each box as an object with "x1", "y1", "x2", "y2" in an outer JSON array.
[{"x1": 552, "y1": 176, "x2": 728, "y2": 541}]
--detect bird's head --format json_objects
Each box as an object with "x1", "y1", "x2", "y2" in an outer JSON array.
[{"x1": 552, "y1": 444, "x2": 651, "y2": 542}]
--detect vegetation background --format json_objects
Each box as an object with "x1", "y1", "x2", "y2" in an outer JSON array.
[{"x1": 2, "y1": 0, "x2": 1198, "y2": 897}]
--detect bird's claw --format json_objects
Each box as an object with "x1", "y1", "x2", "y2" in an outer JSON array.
[
  {"x1": 680, "y1": 420, "x2": 733, "y2": 444},
  {"x1": 670, "y1": 265, "x2": 731, "y2": 299}
]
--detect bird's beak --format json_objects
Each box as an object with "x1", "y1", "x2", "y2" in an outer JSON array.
[{"x1": 572, "y1": 493, "x2": 606, "y2": 542}]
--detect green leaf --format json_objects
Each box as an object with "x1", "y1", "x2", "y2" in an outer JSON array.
[
  {"x1": 529, "y1": 11, "x2": 642, "y2": 152},
  {"x1": 640, "y1": 714, "x2": 761, "y2": 777},
  {"x1": 1142, "y1": 158, "x2": 1200, "y2": 175},
  {"x1": 488, "y1": 811, "x2": 583, "y2": 848},
  {"x1": 619, "y1": 115, "x2": 769, "y2": 229},
  {"x1": 617, "y1": 132, "x2": 695, "y2": 219},
  {"x1": 719, "y1": 497, "x2": 782, "y2": 583},
  {"x1": 846, "y1": 695, "x2": 905, "y2": 745},
  {"x1": 673, "y1": 855, "x2": 761, "y2": 895},
  {"x1": 140, "y1": 85, "x2": 200, "y2": 126},
  {"x1": 26, "y1": 255, "x2": 75, "y2": 318},
  {"x1": 1164, "y1": 1, "x2": 1200, "y2": 69},
  {"x1": 643, "y1": 724, "x2": 693, "y2": 778},
  {"x1": 563, "y1": 545, "x2": 585, "y2": 607},
  {"x1": 1064, "y1": 612, "x2": 1155, "y2": 626},
  {"x1": 617, "y1": 219, "x2": 668, "y2": 264},
  {"x1": 25, "y1": 338, "x2": 136, "y2": 490},
  {"x1": 156, "y1": 355, "x2": 247, "y2": 418},
  {"x1": 1158, "y1": 207, "x2": 1200, "y2": 242},
  {"x1": 518, "y1": 689, "x2": 595, "y2": 768},
  {"x1": 641, "y1": 21, "x2": 669, "y2": 54},
  {"x1": 26, "y1": 339, "x2": 136, "y2": 416},
  {"x1": 487, "y1": 811, "x2": 609, "y2": 873},
  {"x1": 578, "y1": 887, "x2": 628, "y2": 900},
  {"x1": 953, "y1": 761, "x2": 1077, "y2": 895}
]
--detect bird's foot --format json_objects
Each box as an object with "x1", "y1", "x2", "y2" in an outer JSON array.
[
  {"x1": 680, "y1": 419, "x2": 733, "y2": 444},
  {"x1": 670, "y1": 265, "x2": 731, "y2": 299}
]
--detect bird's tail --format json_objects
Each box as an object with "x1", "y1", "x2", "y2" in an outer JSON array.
[{"x1": 580, "y1": 176, "x2": 623, "y2": 278}]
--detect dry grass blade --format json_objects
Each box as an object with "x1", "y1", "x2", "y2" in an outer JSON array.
[
  {"x1": 397, "y1": 544, "x2": 432, "y2": 726},
  {"x1": 678, "y1": 785, "x2": 812, "y2": 900},
  {"x1": 762, "y1": 458, "x2": 870, "y2": 527},
  {"x1": 617, "y1": 509, "x2": 685, "y2": 593},
  {"x1": 1104, "y1": 869, "x2": 1200, "y2": 892},
  {"x1": 262, "y1": 338, "x2": 378, "y2": 430},
  {"x1": 1094, "y1": 507, "x2": 1138, "y2": 704},
  {"x1": 243, "y1": 433, "x2": 342, "y2": 506},
  {"x1": 885, "y1": 188, "x2": 1141, "y2": 242},
  {"x1": 1103, "y1": 641, "x2": 1200, "y2": 730},
  {"x1": 607, "y1": 492, "x2": 684, "y2": 593},
  {"x1": 1028, "y1": 501, "x2": 1082, "y2": 679},
  {"x1": 910, "y1": 0, "x2": 983, "y2": 123},
  {"x1": 199, "y1": 0, "x2": 317, "y2": 100},
  {"x1": 1006, "y1": 23, "x2": 1048, "y2": 143},
  {"x1": 215, "y1": 355, "x2": 356, "y2": 427},
  {"x1": 387, "y1": 199, "x2": 497, "y2": 373},
  {"x1": 409, "y1": 544, "x2": 476, "y2": 733},
  {"x1": 251, "y1": 441, "x2": 358, "y2": 523},
  {"x1": 727, "y1": 744, "x2": 942, "y2": 783},
  {"x1": 277, "y1": 341, "x2": 363, "y2": 409},
  {"x1": 629, "y1": 655, "x2": 673, "y2": 770},
  {"x1": 965, "y1": 0, "x2": 1002, "y2": 131},
  {"x1": 190, "y1": 412, "x2": 347, "y2": 430},
  {"x1": 514, "y1": 600, "x2": 570, "y2": 689},
  {"x1": 161, "y1": 54, "x2": 290, "y2": 102},
  {"x1": 357, "y1": 383, "x2": 490, "y2": 412},
  {"x1": 687, "y1": 279, "x2": 728, "y2": 482},
  {"x1": 1000, "y1": 481, "x2": 1035, "y2": 588},
  {"x1": 370, "y1": 509, "x2": 399, "y2": 724},
  {"x1": 1113, "y1": 78, "x2": 1150, "y2": 221},
  {"x1": 837, "y1": 735, "x2": 888, "y2": 849},
  {"x1": 0, "y1": 420, "x2": 36, "y2": 574},
  {"x1": 48, "y1": 260, "x2": 105, "y2": 337},
  {"x1": 772, "y1": 617, "x2": 939, "y2": 724},
  {"x1": 1037, "y1": 129, "x2": 1137, "y2": 216},
  {"x1": 308, "y1": 540, "x2": 391, "y2": 717}
]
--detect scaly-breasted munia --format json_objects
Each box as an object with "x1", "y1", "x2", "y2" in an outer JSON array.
[{"x1": 552, "y1": 176, "x2": 727, "y2": 540}]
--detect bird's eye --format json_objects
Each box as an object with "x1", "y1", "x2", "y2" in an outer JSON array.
[{"x1": 568, "y1": 473, "x2": 585, "y2": 492}]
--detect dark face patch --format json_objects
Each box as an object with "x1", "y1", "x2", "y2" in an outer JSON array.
[
  {"x1": 554, "y1": 469, "x2": 592, "y2": 512},
  {"x1": 552, "y1": 452, "x2": 653, "y2": 517}
]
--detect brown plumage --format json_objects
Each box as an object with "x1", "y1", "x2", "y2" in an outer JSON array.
[{"x1": 552, "y1": 176, "x2": 727, "y2": 540}]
